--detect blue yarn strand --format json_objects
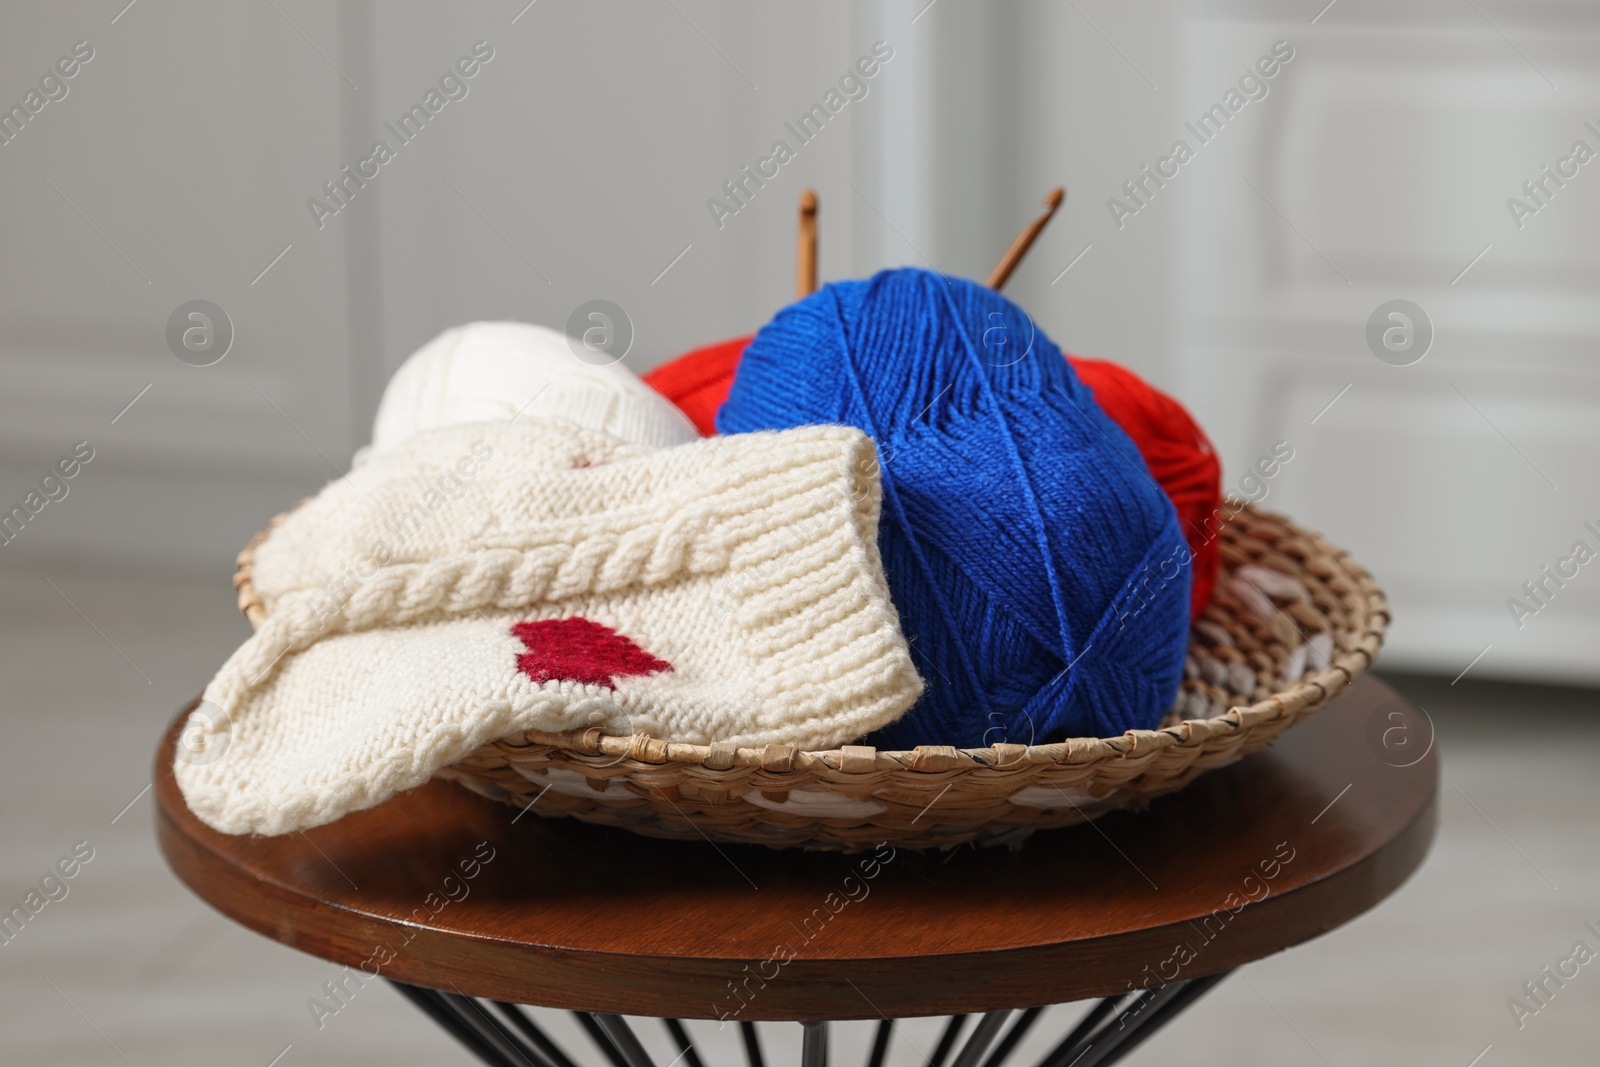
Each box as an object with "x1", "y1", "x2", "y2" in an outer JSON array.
[
  {"x1": 932, "y1": 275, "x2": 1076, "y2": 664},
  {"x1": 823, "y1": 283, "x2": 995, "y2": 722}
]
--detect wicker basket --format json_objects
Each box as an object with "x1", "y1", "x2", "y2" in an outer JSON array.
[{"x1": 234, "y1": 503, "x2": 1387, "y2": 852}]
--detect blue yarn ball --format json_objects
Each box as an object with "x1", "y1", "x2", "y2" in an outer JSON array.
[{"x1": 717, "y1": 268, "x2": 1191, "y2": 749}]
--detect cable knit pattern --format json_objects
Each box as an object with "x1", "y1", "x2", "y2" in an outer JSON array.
[{"x1": 175, "y1": 418, "x2": 923, "y2": 836}]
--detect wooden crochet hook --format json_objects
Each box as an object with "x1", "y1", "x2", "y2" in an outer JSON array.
[
  {"x1": 798, "y1": 189, "x2": 818, "y2": 298},
  {"x1": 986, "y1": 186, "x2": 1065, "y2": 291}
]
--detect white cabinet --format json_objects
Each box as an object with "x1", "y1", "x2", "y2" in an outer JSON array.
[{"x1": 1172, "y1": 9, "x2": 1600, "y2": 683}]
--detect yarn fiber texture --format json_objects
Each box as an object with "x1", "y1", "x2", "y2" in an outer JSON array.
[
  {"x1": 647, "y1": 337, "x2": 1222, "y2": 619},
  {"x1": 373, "y1": 321, "x2": 699, "y2": 452},
  {"x1": 177, "y1": 419, "x2": 924, "y2": 836},
  {"x1": 1069, "y1": 358, "x2": 1221, "y2": 618},
  {"x1": 716, "y1": 269, "x2": 1192, "y2": 749},
  {"x1": 643, "y1": 335, "x2": 746, "y2": 437}
]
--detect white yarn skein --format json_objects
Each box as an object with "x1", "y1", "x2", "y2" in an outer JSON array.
[{"x1": 371, "y1": 321, "x2": 698, "y2": 452}]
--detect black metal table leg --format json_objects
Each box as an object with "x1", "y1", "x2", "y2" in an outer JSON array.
[
  {"x1": 1077, "y1": 971, "x2": 1231, "y2": 1065},
  {"x1": 979, "y1": 1007, "x2": 1042, "y2": 1067},
  {"x1": 575, "y1": 1010, "x2": 634, "y2": 1067},
  {"x1": 391, "y1": 969, "x2": 1235, "y2": 1067},
  {"x1": 928, "y1": 1014, "x2": 970, "y2": 1067},
  {"x1": 440, "y1": 991, "x2": 548, "y2": 1067},
  {"x1": 593, "y1": 1013, "x2": 658, "y2": 1067},
  {"x1": 664, "y1": 1018, "x2": 706, "y2": 1067},
  {"x1": 1037, "y1": 997, "x2": 1124, "y2": 1067},
  {"x1": 389, "y1": 981, "x2": 529, "y2": 1067},
  {"x1": 865, "y1": 1019, "x2": 894, "y2": 1067},
  {"x1": 741, "y1": 1020, "x2": 766, "y2": 1067},
  {"x1": 1065, "y1": 983, "x2": 1191, "y2": 1067},
  {"x1": 494, "y1": 1002, "x2": 583, "y2": 1067},
  {"x1": 949, "y1": 1011, "x2": 1010, "y2": 1067},
  {"x1": 802, "y1": 1021, "x2": 829, "y2": 1067},
  {"x1": 1032, "y1": 970, "x2": 1237, "y2": 1067}
]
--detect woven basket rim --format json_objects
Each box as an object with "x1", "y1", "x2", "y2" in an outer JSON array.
[{"x1": 233, "y1": 502, "x2": 1388, "y2": 776}]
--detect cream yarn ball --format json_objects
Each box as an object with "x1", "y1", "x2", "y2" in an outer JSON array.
[{"x1": 371, "y1": 321, "x2": 698, "y2": 451}]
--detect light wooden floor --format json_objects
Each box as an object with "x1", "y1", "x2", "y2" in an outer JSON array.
[{"x1": 1, "y1": 567, "x2": 1596, "y2": 1066}]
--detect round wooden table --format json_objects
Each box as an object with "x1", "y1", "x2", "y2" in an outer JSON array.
[{"x1": 156, "y1": 673, "x2": 1436, "y2": 1067}]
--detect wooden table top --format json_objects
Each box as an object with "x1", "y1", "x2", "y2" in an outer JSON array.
[{"x1": 155, "y1": 673, "x2": 1436, "y2": 1021}]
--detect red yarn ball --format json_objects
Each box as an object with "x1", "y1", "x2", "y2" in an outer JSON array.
[{"x1": 644, "y1": 338, "x2": 1222, "y2": 619}]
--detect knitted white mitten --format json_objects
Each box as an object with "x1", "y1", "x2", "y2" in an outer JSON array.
[
  {"x1": 371, "y1": 321, "x2": 699, "y2": 452},
  {"x1": 175, "y1": 419, "x2": 922, "y2": 836}
]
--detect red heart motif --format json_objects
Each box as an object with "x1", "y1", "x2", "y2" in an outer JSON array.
[{"x1": 512, "y1": 617, "x2": 672, "y2": 690}]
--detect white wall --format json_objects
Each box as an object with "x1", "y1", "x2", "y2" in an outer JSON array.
[{"x1": 1166, "y1": 5, "x2": 1600, "y2": 685}]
